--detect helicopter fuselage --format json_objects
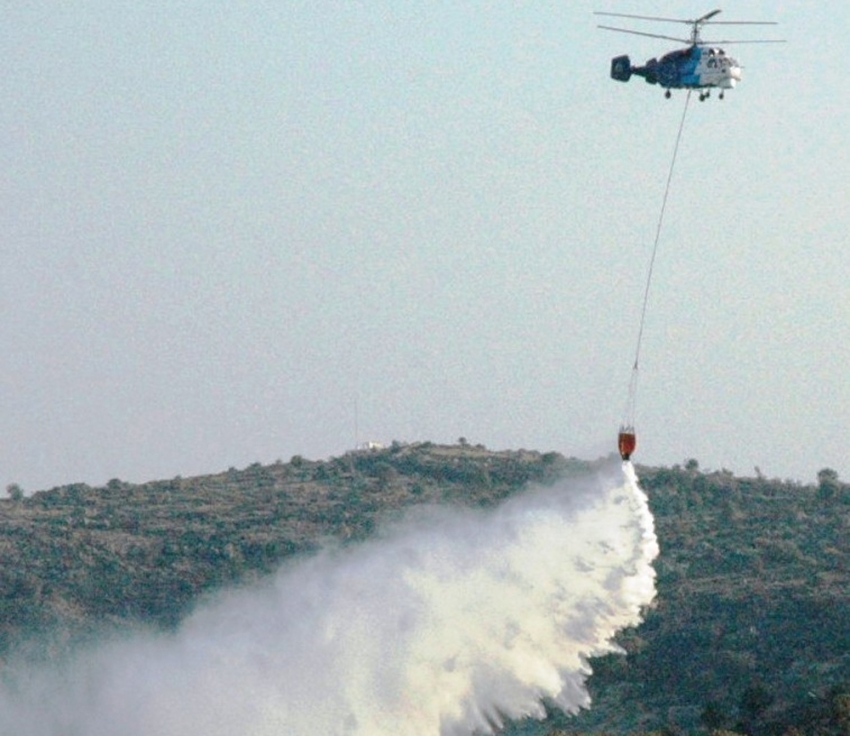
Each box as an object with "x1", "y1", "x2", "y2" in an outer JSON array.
[
  {"x1": 612, "y1": 45, "x2": 742, "y2": 91},
  {"x1": 598, "y1": 8, "x2": 782, "y2": 100}
]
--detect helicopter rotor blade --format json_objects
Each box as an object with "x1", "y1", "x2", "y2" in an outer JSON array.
[
  {"x1": 696, "y1": 9, "x2": 722, "y2": 24},
  {"x1": 594, "y1": 12, "x2": 694, "y2": 25},
  {"x1": 698, "y1": 38, "x2": 787, "y2": 45},
  {"x1": 595, "y1": 11, "x2": 784, "y2": 47},
  {"x1": 705, "y1": 21, "x2": 780, "y2": 26},
  {"x1": 594, "y1": 11, "x2": 780, "y2": 29},
  {"x1": 597, "y1": 25, "x2": 690, "y2": 44},
  {"x1": 594, "y1": 10, "x2": 724, "y2": 26}
]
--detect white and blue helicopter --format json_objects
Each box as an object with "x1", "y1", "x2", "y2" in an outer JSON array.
[{"x1": 595, "y1": 9, "x2": 784, "y2": 100}]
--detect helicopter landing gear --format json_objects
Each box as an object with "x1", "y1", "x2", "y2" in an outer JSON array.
[
  {"x1": 698, "y1": 90, "x2": 711, "y2": 102},
  {"x1": 719, "y1": 91, "x2": 725, "y2": 100},
  {"x1": 664, "y1": 89, "x2": 671, "y2": 99}
]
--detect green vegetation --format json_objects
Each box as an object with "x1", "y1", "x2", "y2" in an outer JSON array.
[
  {"x1": 0, "y1": 443, "x2": 568, "y2": 649},
  {"x1": 0, "y1": 444, "x2": 847, "y2": 735},
  {"x1": 528, "y1": 461, "x2": 850, "y2": 736}
]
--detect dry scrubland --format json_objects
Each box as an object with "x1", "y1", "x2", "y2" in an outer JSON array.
[{"x1": 1, "y1": 443, "x2": 847, "y2": 735}]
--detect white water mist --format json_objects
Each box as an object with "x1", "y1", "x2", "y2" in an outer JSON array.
[{"x1": 0, "y1": 461, "x2": 657, "y2": 735}]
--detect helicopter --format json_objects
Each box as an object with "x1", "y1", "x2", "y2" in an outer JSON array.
[{"x1": 595, "y1": 9, "x2": 784, "y2": 100}]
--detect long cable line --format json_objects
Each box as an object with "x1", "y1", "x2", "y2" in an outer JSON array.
[{"x1": 619, "y1": 90, "x2": 692, "y2": 460}]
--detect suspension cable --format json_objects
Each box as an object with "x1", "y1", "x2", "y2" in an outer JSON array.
[{"x1": 623, "y1": 90, "x2": 692, "y2": 428}]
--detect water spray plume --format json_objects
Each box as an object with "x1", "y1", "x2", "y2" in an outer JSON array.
[{"x1": 0, "y1": 463, "x2": 657, "y2": 736}]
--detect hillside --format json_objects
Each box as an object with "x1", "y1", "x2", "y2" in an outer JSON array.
[
  {"x1": 528, "y1": 462, "x2": 850, "y2": 736},
  {"x1": 0, "y1": 443, "x2": 847, "y2": 734},
  {"x1": 0, "y1": 443, "x2": 567, "y2": 650}
]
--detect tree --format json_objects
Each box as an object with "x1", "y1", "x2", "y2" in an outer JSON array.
[
  {"x1": 831, "y1": 690, "x2": 850, "y2": 734},
  {"x1": 700, "y1": 701, "x2": 727, "y2": 730},
  {"x1": 6, "y1": 483, "x2": 23, "y2": 501},
  {"x1": 740, "y1": 683, "x2": 774, "y2": 724},
  {"x1": 373, "y1": 462, "x2": 398, "y2": 490},
  {"x1": 817, "y1": 468, "x2": 840, "y2": 501}
]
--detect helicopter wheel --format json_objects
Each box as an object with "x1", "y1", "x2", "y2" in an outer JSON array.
[
  {"x1": 719, "y1": 91, "x2": 725, "y2": 100},
  {"x1": 665, "y1": 89, "x2": 671, "y2": 99}
]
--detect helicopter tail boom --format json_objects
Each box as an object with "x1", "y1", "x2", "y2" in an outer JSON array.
[
  {"x1": 610, "y1": 55, "x2": 633, "y2": 82},
  {"x1": 611, "y1": 55, "x2": 657, "y2": 85}
]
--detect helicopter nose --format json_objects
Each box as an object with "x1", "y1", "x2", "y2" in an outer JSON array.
[{"x1": 730, "y1": 65, "x2": 742, "y2": 81}]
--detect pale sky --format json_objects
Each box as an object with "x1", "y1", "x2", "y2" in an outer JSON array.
[{"x1": 2, "y1": 1, "x2": 847, "y2": 492}]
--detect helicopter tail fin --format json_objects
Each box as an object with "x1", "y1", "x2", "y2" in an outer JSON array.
[{"x1": 611, "y1": 55, "x2": 632, "y2": 82}]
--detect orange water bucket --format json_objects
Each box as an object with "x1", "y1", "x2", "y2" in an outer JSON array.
[{"x1": 618, "y1": 428, "x2": 636, "y2": 461}]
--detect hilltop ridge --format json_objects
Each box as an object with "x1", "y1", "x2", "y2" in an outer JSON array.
[{"x1": 0, "y1": 443, "x2": 847, "y2": 735}]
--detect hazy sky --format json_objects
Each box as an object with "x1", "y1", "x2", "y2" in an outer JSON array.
[{"x1": 2, "y1": 1, "x2": 847, "y2": 492}]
